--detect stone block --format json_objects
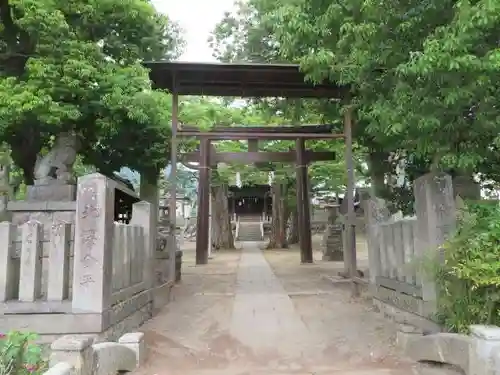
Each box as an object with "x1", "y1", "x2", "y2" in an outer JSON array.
[
  {"x1": 27, "y1": 184, "x2": 76, "y2": 201},
  {"x1": 118, "y1": 332, "x2": 147, "y2": 366},
  {"x1": 92, "y1": 342, "x2": 138, "y2": 375},
  {"x1": 405, "y1": 333, "x2": 471, "y2": 374},
  {"x1": 469, "y1": 325, "x2": 500, "y2": 375},
  {"x1": 50, "y1": 335, "x2": 96, "y2": 375}
]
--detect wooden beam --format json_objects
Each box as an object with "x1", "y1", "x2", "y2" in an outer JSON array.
[
  {"x1": 177, "y1": 131, "x2": 344, "y2": 140},
  {"x1": 181, "y1": 151, "x2": 336, "y2": 164},
  {"x1": 203, "y1": 124, "x2": 335, "y2": 133}
]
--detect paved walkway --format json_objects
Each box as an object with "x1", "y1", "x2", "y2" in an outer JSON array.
[
  {"x1": 230, "y1": 245, "x2": 317, "y2": 360},
  {"x1": 133, "y1": 242, "x2": 437, "y2": 375}
]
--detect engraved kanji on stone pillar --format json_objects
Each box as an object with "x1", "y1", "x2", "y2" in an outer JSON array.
[
  {"x1": 72, "y1": 173, "x2": 114, "y2": 312},
  {"x1": 19, "y1": 220, "x2": 43, "y2": 302}
]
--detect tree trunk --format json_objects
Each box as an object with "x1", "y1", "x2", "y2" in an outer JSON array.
[
  {"x1": 286, "y1": 207, "x2": 299, "y2": 245},
  {"x1": 368, "y1": 150, "x2": 388, "y2": 198},
  {"x1": 9, "y1": 128, "x2": 42, "y2": 186},
  {"x1": 267, "y1": 182, "x2": 288, "y2": 249},
  {"x1": 211, "y1": 184, "x2": 234, "y2": 250},
  {"x1": 11, "y1": 150, "x2": 36, "y2": 185}
]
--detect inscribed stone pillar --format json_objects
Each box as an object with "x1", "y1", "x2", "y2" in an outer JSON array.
[
  {"x1": 413, "y1": 172, "x2": 455, "y2": 307},
  {"x1": 363, "y1": 198, "x2": 390, "y2": 283},
  {"x1": 72, "y1": 173, "x2": 114, "y2": 313}
]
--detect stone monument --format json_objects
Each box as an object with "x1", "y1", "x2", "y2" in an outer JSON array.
[
  {"x1": 27, "y1": 131, "x2": 79, "y2": 201},
  {"x1": 321, "y1": 204, "x2": 344, "y2": 261}
]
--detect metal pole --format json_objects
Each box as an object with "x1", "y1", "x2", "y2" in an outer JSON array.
[
  {"x1": 169, "y1": 85, "x2": 178, "y2": 283},
  {"x1": 344, "y1": 105, "x2": 359, "y2": 297}
]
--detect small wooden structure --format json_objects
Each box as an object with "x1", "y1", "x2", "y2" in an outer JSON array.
[{"x1": 145, "y1": 61, "x2": 360, "y2": 295}]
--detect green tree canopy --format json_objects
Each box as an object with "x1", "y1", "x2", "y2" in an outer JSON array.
[{"x1": 0, "y1": 0, "x2": 184, "y2": 183}]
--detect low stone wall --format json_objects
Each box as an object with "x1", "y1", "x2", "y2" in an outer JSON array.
[
  {"x1": 46, "y1": 332, "x2": 145, "y2": 375},
  {"x1": 396, "y1": 324, "x2": 500, "y2": 375},
  {"x1": 0, "y1": 173, "x2": 176, "y2": 343}
]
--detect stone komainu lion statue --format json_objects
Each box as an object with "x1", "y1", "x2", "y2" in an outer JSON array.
[{"x1": 34, "y1": 132, "x2": 78, "y2": 184}]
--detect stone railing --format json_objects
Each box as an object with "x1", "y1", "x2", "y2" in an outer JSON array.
[
  {"x1": 0, "y1": 172, "x2": 176, "y2": 341},
  {"x1": 397, "y1": 324, "x2": 500, "y2": 375},
  {"x1": 46, "y1": 332, "x2": 145, "y2": 375},
  {"x1": 366, "y1": 173, "x2": 456, "y2": 329}
]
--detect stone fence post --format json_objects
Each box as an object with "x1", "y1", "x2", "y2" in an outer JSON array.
[
  {"x1": 72, "y1": 173, "x2": 114, "y2": 313},
  {"x1": 130, "y1": 202, "x2": 154, "y2": 289},
  {"x1": 469, "y1": 325, "x2": 500, "y2": 375},
  {"x1": 50, "y1": 336, "x2": 95, "y2": 375},
  {"x1": 413, "y1": 172, "x2": 456, "y2": 310}
]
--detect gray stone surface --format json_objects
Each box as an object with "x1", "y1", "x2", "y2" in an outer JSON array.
[
  {"x1": 230, "y1": 244, "x2": 314, "y2": 358},
  {"x1": 470, "y1": 325, "x2": 500, "y2": 375},
  {"x1": 118, "y1": 332, "x2": 146, "y2": 366},
  {"x1": 50, "y1": 335, "x2": 96, "y2": 375},
  {"x1": 413, "y1": 173, "x2": 456, "y2": 306},
  {"x1": 404, "y1": 333, "x2": 471, "y2": 373},
  {"x1": 27, "y1": 184, "x2": 76, "y2": 201},
  {"x1": 92, "y1": 342, "x2": 137, "y2": 375},
  {"x1": 72, "y1": 173, "x2": 114, "y2": 313}
]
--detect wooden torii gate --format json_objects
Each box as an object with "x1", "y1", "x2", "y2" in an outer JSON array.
[
  {"x1": 144, "y1": 61, "x2": 360, "y2": 296},
  {"x1": 180, "y1": 124, "x2": 340, "y2": 264}
]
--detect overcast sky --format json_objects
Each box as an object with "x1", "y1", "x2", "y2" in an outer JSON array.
[{"x1": 152, "y1": 0, "x2": 237, "y2": 62}]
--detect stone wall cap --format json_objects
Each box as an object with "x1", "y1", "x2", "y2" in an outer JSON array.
[
  {"x1": 50, "y1": 335, "x2": 94, "y2": 351},
  {"x1": 470, "y1": 325, "x2": 500, "y2": 340},
  {"x1": 118, "y1": 332, "x2": 144, "y2": 344}
]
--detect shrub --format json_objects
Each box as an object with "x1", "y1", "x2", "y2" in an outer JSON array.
[
  {"x1": 435, "y1": 201, "x2": 500, "y2": 333},
  {"x1": 0, "y1": 332, "x2": 47, "y2": 375}
]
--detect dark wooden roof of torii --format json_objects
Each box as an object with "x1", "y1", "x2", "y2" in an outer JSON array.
[{"x1": 143, "y1": 61, "x2": 347, "y2": 99}]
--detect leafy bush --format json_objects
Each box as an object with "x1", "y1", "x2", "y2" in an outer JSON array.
[
  {"x1": 435, "y1": 201, "x2": 500, "y2": 333},
  {"x1": 0, "y1": 332, "x2": 47, "y2": 375}
]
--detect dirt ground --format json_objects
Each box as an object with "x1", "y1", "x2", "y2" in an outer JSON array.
[{"x1": 132, "y1": 237, "x2": 449, "y2": 375}]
